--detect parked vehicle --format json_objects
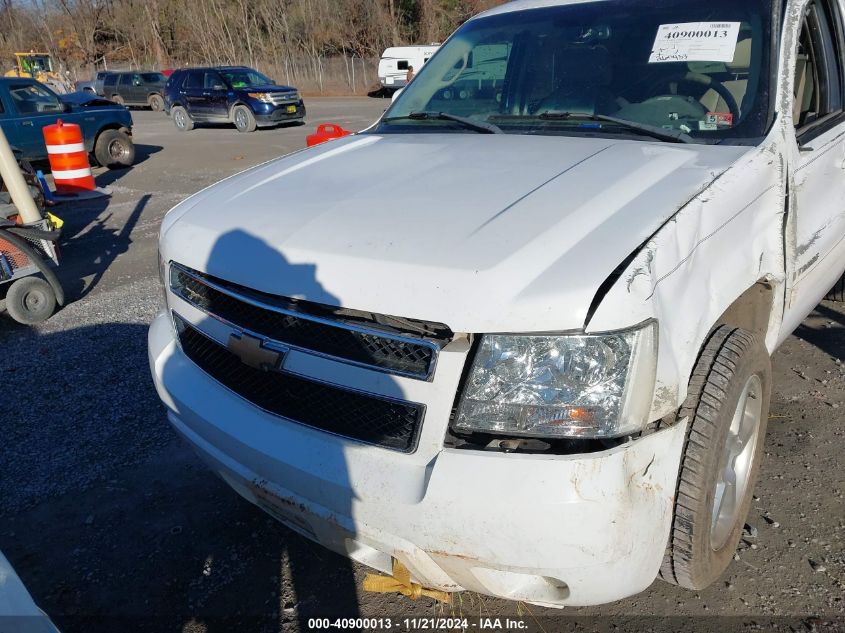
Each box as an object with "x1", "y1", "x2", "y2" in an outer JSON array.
[
  {"x1": 163, "y1": 66, "x2": 305, "y2": 133},
  {"x1": 378, "y1": 45, "x2": 439, "y2": 90},
  {"x1": 102, "y1": 71, "x2": 166, "y2": 110},
  {"x1": 0, "y1": 79, "x2": 134, "y2": 167},
  {"x1": 149, "y1": 0, "x2": 845, "y2": 608}
]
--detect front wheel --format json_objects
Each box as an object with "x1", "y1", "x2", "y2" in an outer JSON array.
[
  {"x1": 6, "y1": 276, "x2": 56, "y2": 325},
  {"x1": 94, "y1": 129, "x2": 135, "y2": 169},
  {"x1": 112, "y1": 94, "x2": 125, "y2": 106},
  {"x1": 660, "y1": 326, "x2": 771, "y2": 590},
  {"x1": 233, "y1": 105, "x2": 257, "y2": 133}
]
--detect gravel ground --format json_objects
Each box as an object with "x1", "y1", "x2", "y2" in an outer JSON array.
[{"x1": 0, "y1": 99, "x2": 843, "y2": 633}]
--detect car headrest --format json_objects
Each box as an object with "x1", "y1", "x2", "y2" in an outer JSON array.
[
  {"x1": 727, "y1": 38, "x2": 752, "y2": 71},
  {"x1": 553, "y1": 46, "x2": 613, "y2": 87}
]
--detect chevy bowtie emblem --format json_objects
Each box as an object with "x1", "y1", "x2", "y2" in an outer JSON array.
[{"x1": 227, "y1": 332, "x2": 285, "y2": 371}]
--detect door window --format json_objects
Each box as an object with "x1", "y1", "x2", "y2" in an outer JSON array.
[
  {"x1": 8, "y1": 83, "x2": 63, "y2": 114},
  {"x1": 203, "y1": 72, "x2": 226, "y2": 90},
  {"x1": 185, "y1": 72, "x2": 204, "y2": 90},
  {"x1": 793, "y1": 0, "x2": 844, "y2": 139}
]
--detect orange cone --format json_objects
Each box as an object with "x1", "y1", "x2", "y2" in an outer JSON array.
[{"x1": 43, "y1": 119, "x2": 96, "y2": 193}]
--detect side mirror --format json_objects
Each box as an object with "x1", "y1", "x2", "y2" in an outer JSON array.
[
  {"x1": 63, "y1": 102, "x2": 73, "y2": 113},
  {"x1": 391, "y1": 88, "x2": 404, "y2": 103}
]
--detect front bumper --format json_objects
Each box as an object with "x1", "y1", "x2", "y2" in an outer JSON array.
[
  {"x1": 252, "y1": 102, "x2": 306, "y2": 125},
  {"x1": 149, "y1": 311, "x2": 686, "y2": 607}
]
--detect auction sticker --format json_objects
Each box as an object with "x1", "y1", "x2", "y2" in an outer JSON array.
[
  {"x1": 706, "y1": 112, "x2": 734, "y2": 126},
  {"x1": 650, "y1": 22, "x2": 741, "y2": 63}
]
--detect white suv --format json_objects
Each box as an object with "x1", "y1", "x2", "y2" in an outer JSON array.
[{"x1": 149, "y1": 0, "x2": 845, "y2": 607}]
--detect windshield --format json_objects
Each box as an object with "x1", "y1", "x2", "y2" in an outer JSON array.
[
  {"x1": 21, "y1": 55, "x2": 52, "y2": 72},
  {"x1": 221, "y1": 69, "x2": 273, "y2": 88},
  {"x1": 381, "y1": 0, "x2": 774, "y2": 144}
]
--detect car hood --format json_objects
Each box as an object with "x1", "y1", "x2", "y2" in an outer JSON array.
[
  {"x1": 60, "y1": 92, "x2": 121, "y2": 108},
  {"x1": 162, "y1": 133, "x2": 750, "y2": 332},
  {"x1": 239, "y1": 84, "x2": 296, "y2": 93}
]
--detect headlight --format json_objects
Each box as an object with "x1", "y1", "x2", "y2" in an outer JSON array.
[
  {"x1": 453, "y1": 322, "x2": 657, "y2": 439},
  {"x1": 247, "y1": 92, "x2": 273, "y2": 102}
]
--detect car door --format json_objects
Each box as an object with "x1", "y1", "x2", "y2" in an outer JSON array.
[
  {"x1": 6, "y1": 82, "x2": 71, "y2": 159},
  {"x1": 182, "y1": 71, "x2": 210, "y2": 120},
  {"x1": 783, "y1": 0, "x2": 845, "y2": 333},
  {"x1": 117, "y1": 74, "x2": 133, "y2": 104},
  {"x1": 203, "y1": 71, "x2": 230, "y2": 120},
  {"x1": 130, "y1": 73, "x2": 146, "y2": 105}
]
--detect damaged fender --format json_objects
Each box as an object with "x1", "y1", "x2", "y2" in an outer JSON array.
[{"x1": 586, "y1": 140, "x2": 787, "y2": 420}]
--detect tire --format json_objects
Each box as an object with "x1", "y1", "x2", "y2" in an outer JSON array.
[
  {"x1": 148, "y1": 94, "x2": 164, "y2": 111},
  {"x1": 660, "y1": 326, "x2": 771, "y2": 590},
  {"x1": 6, "y1": 276, "x2": 56, "y2": 325},
  {"x1": 112, "y1": 94, "x2": 125, "y2": 106},
  {"x1": 94, "y1": 129, "x2": 136, "y2": 169},
  {"x1": 171, "y1": 106, "x2": 194, "y2": 132},
  {"x1": 826, "y1": 276, "x2": 845, "y2": 301},
  {"x1": 233, "y1": 105, "x2": 257, "y2": 133}
]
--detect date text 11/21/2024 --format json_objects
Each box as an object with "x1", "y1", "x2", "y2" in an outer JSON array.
[{"x1": 307, "y1": 618, "x2": 529, "y2": 631}]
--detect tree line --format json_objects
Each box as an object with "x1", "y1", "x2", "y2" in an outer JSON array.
[{"x1": 0, "y1": 0, "x2": 507, "y2": 93}]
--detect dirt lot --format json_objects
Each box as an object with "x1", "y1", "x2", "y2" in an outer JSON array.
[{"x1": 1, "y1": 98, "x2": 843, "y2": 633}]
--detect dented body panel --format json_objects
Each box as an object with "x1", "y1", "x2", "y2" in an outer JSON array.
[{"x1": 148, "y1": 0, "x2": 845, "y2": 608}]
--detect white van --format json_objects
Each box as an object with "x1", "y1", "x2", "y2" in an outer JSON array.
[
  {"x1": 378, "y1": 45, "x2": 439, "y2": 90},
  {"x1": 151, "y1": 0, "x2": 845, "y2": 609}
]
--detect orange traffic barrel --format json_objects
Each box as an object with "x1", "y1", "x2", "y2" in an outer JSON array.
[
  {"x1": 43, "y1": 119, "x2": 95, "y2": 193},
  {"x1": 307, "y1": 124, "x2": 351, "y2": 147}
]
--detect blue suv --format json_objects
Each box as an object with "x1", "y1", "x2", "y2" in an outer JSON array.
[{"x1": 163, "y1": 67, "x2": 305, "y2": 133}]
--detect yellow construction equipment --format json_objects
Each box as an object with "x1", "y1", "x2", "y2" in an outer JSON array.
[{"x1": 5, "y1": 52, "x2": 73, "y2": 94}]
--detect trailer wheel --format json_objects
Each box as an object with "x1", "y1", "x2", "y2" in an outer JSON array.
[
  {"x1": 6, "y1": 276, "x2": 56, "y2": 325},
  {"x1": 659, "y1": 326, "x2": 771, "y2": 590},
  {"x1": 826, "y1": 275, "x2": 845, "y2": 302}
]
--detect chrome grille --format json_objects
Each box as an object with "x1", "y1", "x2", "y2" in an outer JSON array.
[
  {"x1": 169, "y1": 263, "x2": 445, "y2": 380},
  {"x1": 267, "y1": 92, "x2": 299, "y2": 106},
  {"x1": 174, "y1": 315, "x2": 425, "y2": 452}
]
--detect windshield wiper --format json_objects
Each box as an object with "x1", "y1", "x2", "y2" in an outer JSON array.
[
  {"x1": 383, "y1": 111, "x2": 504, "y2": 134},
  {"x1": 537, "y1": 111, "x2": 693, "y2": 144}
]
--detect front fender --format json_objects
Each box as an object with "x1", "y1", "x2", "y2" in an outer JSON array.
[{"x1": 586, "y1": 136, "x2": 787, "y2": 421}]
